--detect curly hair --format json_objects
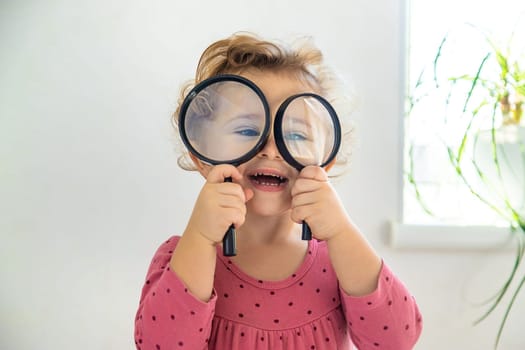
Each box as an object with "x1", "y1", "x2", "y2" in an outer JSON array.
[{"x1": 172, "y1": 32, "x2": 354, "y2": 176}]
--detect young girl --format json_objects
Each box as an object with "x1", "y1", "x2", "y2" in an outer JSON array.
[{"x1": 134, "y1": 33, "x2": 422, "y2": 350}]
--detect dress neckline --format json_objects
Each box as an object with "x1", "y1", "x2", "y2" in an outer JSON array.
[{"x1": 216, "y1": 239, "x2": 319, "y2": 290}]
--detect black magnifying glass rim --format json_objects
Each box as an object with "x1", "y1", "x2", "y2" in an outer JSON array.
[
  {"x1": 274, "y1": 93, "x2": 342, "y2": 171},
  {"x1": 178, "y1": 74, "x2": 271, "y2": 167}
]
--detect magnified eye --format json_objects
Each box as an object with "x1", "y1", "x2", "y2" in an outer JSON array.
[
  {"x1": 275, "y1": 94, "x2": 340, "y2": 171},
  {"x1": 234, "y1": 127, "x2": 261, "y2": 137},
  {"x1": 284, "y1": 132, "x2": 308, "y2": 141}
]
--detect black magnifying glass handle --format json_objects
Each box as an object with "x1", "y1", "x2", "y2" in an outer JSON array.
[
  {"x1": 302, "y1": 221, "x2": 312, "y2": 240},
  {"x1": 222, "y1": 177, "x2": 236, "y2": 256},
  {"x1": 223, "y1": 224, "x2": 236, "y2": 256}
]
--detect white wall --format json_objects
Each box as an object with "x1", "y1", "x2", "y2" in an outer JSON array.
[{"x1": 1, "y1": 0, "x2": 523, "y2": 349}]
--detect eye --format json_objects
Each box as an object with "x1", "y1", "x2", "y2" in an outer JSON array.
[
  {"x1": 234, "y1": 128, "x2": 260, "y2": 137},
  {"x1": 284, "y1": 132, "x2": 308, "y2": 141}
]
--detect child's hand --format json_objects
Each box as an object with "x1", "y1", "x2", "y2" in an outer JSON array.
[
  {"x1": 186, "y1": 164, "x2": 253, "y2": 246},
  {"x1": 290, "y1": 166, "x2": 352, "y2": 241}
]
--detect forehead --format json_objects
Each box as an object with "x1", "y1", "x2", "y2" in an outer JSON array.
[{"x1": 238, "y1": 70, "x2": 320, "y2": 107}]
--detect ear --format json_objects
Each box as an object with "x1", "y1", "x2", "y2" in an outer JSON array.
[{"x1": 189, "y1": 153, "x2": 212, "y2": 178}]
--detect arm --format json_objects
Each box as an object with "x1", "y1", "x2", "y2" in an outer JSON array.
[
  {"x1": 326, "y1": 223, "x2": 382, "y2": 296},
  {"x1": 169, "y1": 229, "x2": 218, "y2": 302},
  {"x1": 341, "y1": 263, "x2": 423, "y2": 350},
  {"x1": 326, "y1": 223, "x2": 422, "y2": 349},
  {"x1": 291, "y1": 166, "x2": 382, "y2": 295},
  {"x1": 291, "y1": 166, "x2": 422, "y2": 348},
  {"x1": 169, "y1": 164, "x2": 251, "y2": 301},
  {"x1": 134, "y1": 237, "x2": 216, "y2": 350},
  {"x1": 135, "y1": 164, "x2": 251, "y2": 349}
]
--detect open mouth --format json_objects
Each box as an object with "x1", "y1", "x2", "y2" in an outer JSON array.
[{"x1": 249, "y1": 172, "x2": 289, "y2": 187}]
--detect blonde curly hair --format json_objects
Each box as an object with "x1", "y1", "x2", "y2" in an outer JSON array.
[{"x1": 172, "y1": 32, "x2": 354, "y2": 176}]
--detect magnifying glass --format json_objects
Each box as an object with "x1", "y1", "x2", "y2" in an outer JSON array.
[
  {"x1": 274, "y1": 93, "x2": 342, "y2": 240},
  {"x1": 179, "y1": 75, "x2": 271, "y2": 256}
]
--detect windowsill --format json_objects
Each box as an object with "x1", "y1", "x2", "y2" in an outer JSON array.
[{"x1": 389, "y1": 222, "x2": 516, "y2": 250}]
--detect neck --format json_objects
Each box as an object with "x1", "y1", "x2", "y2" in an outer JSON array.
[{"x1": 237, "y1": 210, "x2": 300, "y2": 245}]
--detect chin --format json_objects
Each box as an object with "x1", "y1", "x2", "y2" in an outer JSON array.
[{"x1": 247, "y1": 199, "x2": 291, "y2": 218}]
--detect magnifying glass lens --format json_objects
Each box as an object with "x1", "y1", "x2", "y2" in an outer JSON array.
[
  {"x1": 280, "y1": 96, "x2": 338, "y2": 167},
  {"x1": 179, "y1": 75, "x2": 270, "y2": 257},
  {"x1": 182, "y1": 80, "x2": 268, "y2": 164},
  {"x1": 276, "y1": 94, "x2": 341, "y2": 242}
]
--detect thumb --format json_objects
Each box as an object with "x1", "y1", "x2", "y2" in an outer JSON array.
[{"x1": 299, "y1": 165, "x2": 329, "y2": 182}]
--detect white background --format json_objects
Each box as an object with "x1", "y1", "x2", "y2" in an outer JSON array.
[{"x1": 1, "y1": 0, "x2": 523, "y2": 349}]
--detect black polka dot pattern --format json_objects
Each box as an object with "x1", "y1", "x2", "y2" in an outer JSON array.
[{"x1": 134, "y1": 236, "x2": 422, "y2": 349}]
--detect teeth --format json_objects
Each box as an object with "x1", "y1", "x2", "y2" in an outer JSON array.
[
  {"x1": 250, "y1": 172, "x2": 287, "y2": 186},
  {"x1": 254, "y1": 173, "x2": 284, "y2": 181}
]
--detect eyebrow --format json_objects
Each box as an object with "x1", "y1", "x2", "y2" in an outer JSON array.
[
  {"x1": 283, "y1": 116, "x2": 314, "y2": 128},
  {"x1": 223, "y1": 113, "x2": 265, "y2": 126}
]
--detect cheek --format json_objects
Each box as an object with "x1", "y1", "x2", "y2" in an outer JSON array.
[
  {"x1": 246, "y1": 193, "x2": 294, "y2": 216},
  {"x1": 196, "y1": 161, "x2": 213, "y2": 178},
  {"x1": 189, "y1": 153, "x2": 211, "y2": 178}
]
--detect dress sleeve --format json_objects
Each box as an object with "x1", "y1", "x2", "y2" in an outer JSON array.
[
  {"x1": 340, "y1": 262, "x2": 423, "y2": 350},
  {"x1": 134, "y1": 236, "x2": 217, "y2": 350}
]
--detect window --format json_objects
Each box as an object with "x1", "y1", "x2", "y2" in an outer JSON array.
[{"x1": 403, "y1": 0, "x2": 525, "y2": 228}]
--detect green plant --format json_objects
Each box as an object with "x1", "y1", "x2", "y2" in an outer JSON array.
[{"x1": 406, "y1": 23, "x2": 525, "y2": 349}]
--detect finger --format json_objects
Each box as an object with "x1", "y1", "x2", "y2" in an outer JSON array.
[
  {"x1": 227, "y1": 207, "x2": 248, "y2": 228},
  {"x1": 218, "y1": 194, "x2": 248, "y2": 213},
  {"x1": 291, "y1": 178, "x2": 323, "y2": 197},
  {"x1": 217, "y1": 182, "x2": 247, "y2": 201},
  {"x1": 298, "y1": 166, "x2": 329, "y2": 182},
  {"x1": 290, "y1": 205, "x2": 310, "y2": 225},
  {"x1": 291, "y1": 192, "x2": 317, "y2": 208},
  {"x1": 206, "y1": 164, "x2": 243, "y2": 184}
]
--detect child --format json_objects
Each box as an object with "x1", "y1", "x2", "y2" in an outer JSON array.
[{"x1": 134, "y1": 32, "x2": 422, "y2": 350}]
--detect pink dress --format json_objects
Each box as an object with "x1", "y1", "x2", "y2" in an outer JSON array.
[{"x1": 135, "y1": 236, "x2": 422, "y2": 349}]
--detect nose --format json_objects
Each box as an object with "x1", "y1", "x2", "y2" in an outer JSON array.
[{"x1": 258, "y1": 133, "x2": 282, "y2": 160}]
